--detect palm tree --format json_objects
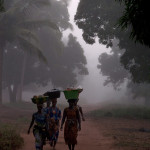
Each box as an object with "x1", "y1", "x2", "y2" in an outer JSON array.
[{"x1": 0, "y1": 0, "x2": 59, "y2": 104}]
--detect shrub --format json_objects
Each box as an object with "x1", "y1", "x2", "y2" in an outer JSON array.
[{"x1": 0, "y1": 126, "x2": 24, "y2": 150}]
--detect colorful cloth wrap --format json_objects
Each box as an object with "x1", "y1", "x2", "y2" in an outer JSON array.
[
  {"x1": 64, "y1": 107, "x2": 79, "y2": 145},
  {"x1": 33, "y1": 112, "x2": 46, "y2": 150},
  {"x1": 46, "y1": 107, "x2": 61, "y2": 142}
]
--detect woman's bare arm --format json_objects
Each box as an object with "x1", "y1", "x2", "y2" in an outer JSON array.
[
  {"x1": 76, "y1": 109, "x2": 81, "y2": 131},
  {"x1": 79, "y1": 106, "x2": 85, "y2": 121},
  {"x1": 28, "y1": 114, "x2": 34, "y2": 134},
  {"x1": 60, "y1": 109, "x2": 66, "y2": 130}
]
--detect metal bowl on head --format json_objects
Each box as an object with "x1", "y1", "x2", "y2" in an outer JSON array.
[{"x1": 43, "y1": 89, "x2": 61, "y2": 99}]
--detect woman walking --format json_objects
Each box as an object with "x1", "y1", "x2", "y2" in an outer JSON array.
[
  {"x1": 28, "y1": 103, "x2": 47, "y2": 150},
  {"x1": 60, "y1": 99, "x2": 81, "y2": 150},
  {"x1": 46, "y1": 98, "x2": 61, "y2": 149}
]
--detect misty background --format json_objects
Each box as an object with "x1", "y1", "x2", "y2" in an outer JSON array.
[{"x1": 1, "y1": 0, "x2": 149, "y2": 105}]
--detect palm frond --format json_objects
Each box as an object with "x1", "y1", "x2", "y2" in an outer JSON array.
[
  {"x1": 19, "y1": 20, "x2": 60, "y2": 31},
  {"x1": 18, "y1": 28, "x2": 39, "y2": 43},
  {"x1": 13, "y1": 0, "x2": 50, "y2": 11},
  {"x1": 17, "y1": 35, "x2": 47, "y2": 63},
  {"x1": 8, "y1": 0, "x2": 50, "y2": 17},
  {"x1": 0, "y1": 6, "x2": 16, "y2": 21}
]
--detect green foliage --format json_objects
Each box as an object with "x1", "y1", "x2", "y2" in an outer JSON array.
[
  {"x1": 76, "y1": 0, "x2": 150, "y2": 85},
  {"x1": 0, "y1": 125, "x2": 24, "y2": 150},
  {"x1": 116, "y1": 0, "x2": 150, "y2": 47},
  {"x1": 89, "y1": 104, "x2": 150, "y2": 119},
  {"x1": 75, "y1": 0, "x2": 123, "y2": 46},
  {"x1": 75, "y1": 0, "x2": 126, "y2": 49}
]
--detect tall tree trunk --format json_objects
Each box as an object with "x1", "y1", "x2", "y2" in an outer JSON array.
[
  {"x1": 0, "y1": 46, "x2": 3, "y2": 105},
  {"x1": 8, "y1": 86, "x2": 13, "y2": 102},
  {"x1": 18, "y1": 52, "x2": 27, "y2": 102},
  {"x1": 8, "y1": 84, "x2": 18, "y2": 103},
  {"x1": 145, "y1": 96, "x2": 150, "y2": 106}
]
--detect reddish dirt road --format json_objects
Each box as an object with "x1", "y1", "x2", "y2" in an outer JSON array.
[
  {"x1": 2, "y1": 104, "x2": 150, "y2": 150},
  {"x1": 21, "y1": 117, "x2": 150, "y2": 150},
  {"x1": 21, "y1": 118, "x2": 114, "y2": 150}
]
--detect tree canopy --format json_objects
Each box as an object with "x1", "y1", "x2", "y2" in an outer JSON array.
[
  {"x1": 98, "y1": 40, "x2": 128, "y2": 90},
  {"x1": 116, "y1": 0, "x2": 150, "y2": 47},
  {"x1": 75, "y1": 0, "x2": 150, "y2": 47},
  {"x1": 75, "y1": 0, "x2": 150, "y2": 84},
  {"x1": 0, "y1": 0, "x2": 58, "y2": 103},
  {"x1": 2, "y1": 0, "x2": 88, "y2": 103}
]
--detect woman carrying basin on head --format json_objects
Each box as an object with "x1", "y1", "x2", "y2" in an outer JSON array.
[
  {"x1": 28, "y1": 96, "x2": 47, "y2": 150},
  {"x1": 60, "y1": 98, "x2": 81, "y2": 150},
  {"x1": 45, "y1": 89, "x2": 61, "y2": 149}
]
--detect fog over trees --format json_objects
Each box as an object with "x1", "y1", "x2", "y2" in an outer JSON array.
[
  {"x1": 1, "y1": 0, "x2": 150, "y2": 105},
  {"x1": 1, "y1": 0, "x2": 88, "y2": 103},
  {"x1": 75, "y1": 0, "x2": 150, "y2": 104}
]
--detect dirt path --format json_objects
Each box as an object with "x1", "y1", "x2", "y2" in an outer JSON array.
[
  {"x1": 2, "y1": 104, "x2": 150, "y2": 150},
  {"x1": 21, "y1": 118, "x2": 114, "y2": 150}
]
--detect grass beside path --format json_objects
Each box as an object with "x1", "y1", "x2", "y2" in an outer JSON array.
[
  {"x1": 88, "y1": 103, "x2": 150, "y2": 149},
  {"x1": 88, "y1": 104, "x2": 150, "y2": 119},
  {"x1": 0, "y1": 125, "x2": 24, "y2": 150}
]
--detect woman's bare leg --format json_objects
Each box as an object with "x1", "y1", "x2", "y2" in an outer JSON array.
[
  {"x1": 53, "y1": 141, "x2": 56, "y2": 149},
  {"x1": 72, "y1": 144, "x2": 75, "y2": 150},
  {"x1": 68, "y1": 144, "x2": 71, "y2": 150}
]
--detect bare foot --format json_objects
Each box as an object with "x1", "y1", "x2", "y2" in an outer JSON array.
[{"x1": 50, "y1": 141, "x2": 53, "y2": 147}]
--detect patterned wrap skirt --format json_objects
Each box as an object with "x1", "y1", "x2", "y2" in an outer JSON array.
[
  {"x1": 64, "y1": 119, "x2": 78, "y2": 145},
  {"x1": 33, "y1": 125, "x2": 46, "y2": 150},
  {"x1": 48, "y1": 119, "x2": 59, "y2": 142}
]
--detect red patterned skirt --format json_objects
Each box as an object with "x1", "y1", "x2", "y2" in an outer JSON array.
[{"x1": 64, "y1": 119, "x2": 78, "y2": 145}]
